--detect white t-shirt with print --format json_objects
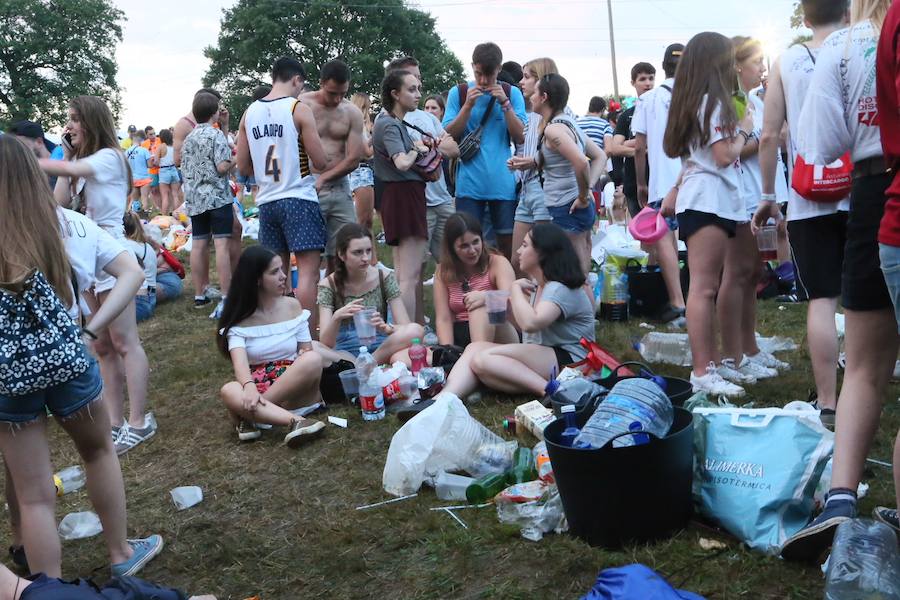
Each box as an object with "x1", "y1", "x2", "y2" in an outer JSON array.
[
  {"x1": 82, "y1": 148, "x2": 129, "y2": 238},
  {"x1": 632, "y1": 78, "x2": 683, "y2": 203},
  {"x1": 57, "y1": 208, "x2": 126, "y2": 319},
  {"x1": 675, "y1": 97, "x2": 745, "y2": 222}
]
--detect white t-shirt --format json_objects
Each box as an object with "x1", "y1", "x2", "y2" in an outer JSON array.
[
  {"x1": 632, "y1": 78, "x2": 683, "y2": 203},
  {"x1": 225, "y1": 310, "x2": 312, "y2": 364},
  {"x1": 779, "y1": 43, "x2": 850, "y2": 221},
  {"x1": 675, "y1": 97, "x2": 745, "y2": 222},
  {"x1": 57, "y1": 208, "x2": 126, "y2": 319},
  {"x1": 798, "y1": 21, "x2": 882, "y2": 165},
  {"x1": 81, "y1": 148, "x2": 129, "y2": 237},
  {"x1": 123, "y1": 239, "x2": 157, "y2": 291},
  {"x1": 740, "y1": 93, "x2": 789, "y2": 213},
  {"x1": 391, "y1": 109, "x2": 453, "y2": 207}
]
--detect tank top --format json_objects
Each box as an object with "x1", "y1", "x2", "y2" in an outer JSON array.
[
  {"x1": 780, "y1": 43, "x2": 850, "y2": 221},
  {"x1": 540, "y1": 114, "x2": 587, "y2": 208},
  {"x1": 446, "y1": 268, "x2": 493, "y2": 322},
  {"x1": 243, "y1": 96, "x2": 316, "y2": 206},
  {"x1": 158, "y1": 143, "x2": 175, "y2": 168}
]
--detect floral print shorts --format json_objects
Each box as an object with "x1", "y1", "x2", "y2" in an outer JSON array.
[{"x1": 250, "y1": 360, "x2": 293, "y2": 394}]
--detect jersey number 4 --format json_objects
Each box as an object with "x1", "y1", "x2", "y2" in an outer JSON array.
[{"x1": 265, "y1": 144, "x2": 281, "y2": 182}]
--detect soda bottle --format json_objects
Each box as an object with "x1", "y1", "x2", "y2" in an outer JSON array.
[
  {"x1": 465, "y1": 473, "x2": 507, "y2": 503},
  {"x1": 53, "y1": 465, "x2": 85, "y2": 497},
  {"x1": 559, "y1": 404, "x2": 581, "y2": 447},
  {"x1": 506, "y1": 447, "x2": 537, "y2": 484},
  {"x1": 409, "y1": 338, "x2": 427, "y2": 375},
  {"x1": 355, "y1": 346, "x2": 377, "y2": 386}
]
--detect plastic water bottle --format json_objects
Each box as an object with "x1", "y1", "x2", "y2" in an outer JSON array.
[
  {"x1": 636, "y1": 332, "x2": 693, "y2": 367},
  {"x1": 599, "y1": 264, "x2": 628, "y2": 322},
  {"x1": 422, "y1": 326, "x2": 439, "y2": 347},
  {"x1": 559, "y1": 404, "x2": 581, "y2": 447},
  {"x1": 545, "y1": 378, "x2": 605, "y2": 413},
  {"x1": 824, "y1": 518, "x2": 900, "y2": 599},
  {"x1": 54, "y1": 465, "x2": 85, "y2": 496},
  {"x1": 409, "y1": 338, "x2": 427, "y2": 375},
  {"x1": 355, "y1": 346, "x2": 377, "y2": 385},
  {"x1": 574, "y1": 378, "x2": 673, "y2": 449},
  {"x1": 359, "y1": 376, "x2": 385, "y2": 421}
]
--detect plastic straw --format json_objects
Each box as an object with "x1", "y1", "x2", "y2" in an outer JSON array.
[
  {"x1": 428, "y1": 503, "x2": 492, "y2": 511},
  {"x1": 866, "y1": 458, "x2": 893, "y2": 468},
  {"x1": 355, "y1": 493, "x2": 417, "y2": 510},
  {"x1": 443, "y1": 508, "x2": 468, "y2": 529}
]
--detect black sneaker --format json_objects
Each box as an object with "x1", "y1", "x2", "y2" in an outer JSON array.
[
  {"x1": 781, "y1": 498, "x2": 856, "y2": 562},
  {"x1": 873, "y1": 506, "x2": 900, "y2": 538},
  {"x1": 8, "y1": 545, "x2": 27, "y2": 572},
  {"x1": 194, "y1": 296, "x2": 211, "y2": 308},
  {"x1": 657, "y1": 304, "x2": 685, "y2": 324}
]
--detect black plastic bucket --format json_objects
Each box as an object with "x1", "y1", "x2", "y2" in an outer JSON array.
[
  {"x1": 545, "y1": 407, "x2": 694, "y2": 548},
  {"x1": 597, "y1": 362, "x2": 693, "y2": 407}
]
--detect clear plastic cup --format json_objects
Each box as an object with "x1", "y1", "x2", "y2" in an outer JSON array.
[
  {"x1": 58, "y1": 511, "x2": 103, "y2": 540},
  {"x1": 353, "y1": 309, "x2": 377, "y2": 347},
  {"x1": 756, "y1": 225, "x2": 778, "y2": 261},
  {"x1": 338, "y1": 368, "x2": 360, "y2": 401},
  {"x1": 170, "y1": 486, "x2": 203, "y2": 511},
  {"x1": 485, "y1": 291, "x2": 510, "y2": 325}
]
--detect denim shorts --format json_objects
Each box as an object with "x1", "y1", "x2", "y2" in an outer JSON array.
[
  {"x1": 350, "y1": 164, "x2": 374, "y2": 191},
  {"x1": 456, "y1": 197, "x2": 517, "y2": 235},
  {"x1": 648, "y1": 199, "x2": 679, "y2": 231},
  {"x1": 150, "y1": 173, "x2": 159, "y2": 187},
  {"x1": 514, "y1": 178, "x2": 550, "y2": 224},
  {"x1": 135, "y1": 292, "x2": 156, "y2": 322},
  {"x1": 880, "y1": 243, "x2": 900, "y2": 332},
  {"x1": 158, "y1": 166, "x2": 179, "y2": 185},
  {"x1": 334, "y1": 324, "x2": 388, "y2": 353},
  {"x1": 548, "y1": 199, "x2": 596, "y2": 233},
  {"x1": 259, "y1": 197, "x2": 326, "y2": 253},
  {"x1": 156, "y1": 271, "x2": 183, "y2": 303},
  {"x1": 0, "y1": 356, "x2": 102, "y2": 423}
]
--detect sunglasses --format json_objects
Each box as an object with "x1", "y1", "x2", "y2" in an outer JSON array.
[{"x1": 461, "y1": 278, "x2": 470, "y2": 293}]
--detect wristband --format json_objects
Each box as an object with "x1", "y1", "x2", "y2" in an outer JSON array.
[
  {"x1": 737, "y1": 130, "x2": 750, "y2": 143},
  {"x1": 81, "y1": 327, "x2": 97, "y2": 340},
  {"x1": 241, "y1": 380, "x2": 254, "y2": 388},
  {"x1": 501, "y1": 100, "x2": 511, "y2": 113},
  {"x1": 760, "y1": 193, "x2": 777, "y2": 202}
]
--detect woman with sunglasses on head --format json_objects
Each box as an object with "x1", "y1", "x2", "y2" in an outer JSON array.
[
  {"x1": 433, "y1": 212, "x2": 519, "y2": 348},
  {"x1": 39, "y1": 96, "x2": 155, "y2": 455}
]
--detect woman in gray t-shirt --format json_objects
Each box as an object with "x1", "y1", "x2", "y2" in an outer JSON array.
[{"x1": 442, "y1": 223, "x2": 595, "y2": 399}]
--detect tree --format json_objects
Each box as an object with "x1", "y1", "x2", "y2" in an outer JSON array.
[
  {"x1": 790, "y1": 1, "x2": 812, "y2": 45},
  {"x1": 203, "y1": 0, "x2": 464, "y2": 119},
  {"x1": 0, "y1": 0, "x2": 124, "y2": 128}
]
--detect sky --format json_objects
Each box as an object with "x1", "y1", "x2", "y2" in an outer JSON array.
[{"x1": 113, "y1": 0, "x2": 800, "y2": 131}]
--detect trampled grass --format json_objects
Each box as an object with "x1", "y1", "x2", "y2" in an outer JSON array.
[{"x1": 30, "y1": 237, "x2": 900, "y2": 599}]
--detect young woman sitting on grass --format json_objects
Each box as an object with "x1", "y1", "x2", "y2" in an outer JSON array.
[
  {"x1": 433, "y1": 212, "x2": 519, "y2": 347},
  {"x1": 217, "y1": 245, "x2": 326, "y2": 446},
  {"x1": 317, "y1": 223, "x2": 423, "y2": 364},
  {"x1": 441, "y1": 223, "x2": 596, "y2": 400},
  {"x1": 122, "y1": 211, "x2": 158, "y2": 322}
]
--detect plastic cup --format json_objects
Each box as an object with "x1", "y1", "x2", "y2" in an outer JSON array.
[
  {"x1": 170, "y1": 486, "x2": 203, "y2": 511},
  {"x1": 353, "y1": 309, "x2": 377, "y2": 346},
  {"x1": 485, "y1": 291, "x2": 510, "y2": 324},
  {"x1": 338, "y1": 368, "x2": 359, "y2": 402},
  {"x1": 756, "y1": 225, "x2": 778, "y2": 261},
  {"x1": 58, "y1": 511, "x2": 103, "y2": 540}
]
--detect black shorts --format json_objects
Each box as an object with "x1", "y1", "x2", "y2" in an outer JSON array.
[
  {"x1": 552, "y1": 346, "x2": 573, "y2": 368},
  {"x1": 452, "y1": 321, "x2": 471, "y2": 348},
  {"x1": 677, "y1": 209, "x2": 737, "y2": 242},
  {"x1": 788, "y1": 212, "x2": 847, "y2": 301},
  {"x1": 842, "y1": 171, "x2": 893, "y2": 311},
  {"x1": 190, "y1": 203, "x2": 234, "y2": 240}
]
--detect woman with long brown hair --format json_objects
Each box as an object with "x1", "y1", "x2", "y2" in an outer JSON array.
[
  {"x1": 661, "y1": 32, "x2": 754, "y2": 398},
  {"x1": 39, "y1": 96, "x2": 155, "y2": 455},
  {"x1": 0, "y1": 135, "x2": 161, "y2": 578}
]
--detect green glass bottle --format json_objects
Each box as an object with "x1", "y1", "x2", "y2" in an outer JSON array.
[
  {"x1": 465, "y1": 473, "x2": 507, "y2": 503},
  {"x1": 506, "y1": 447, "x2": 538, "y2": 484}
]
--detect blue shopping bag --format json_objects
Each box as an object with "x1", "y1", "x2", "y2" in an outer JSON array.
[{"x1": 692, "y1": 407, "x2": 833, "y2": 554}]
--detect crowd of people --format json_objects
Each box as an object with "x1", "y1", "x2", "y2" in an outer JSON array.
[{"x1": 0, "y1": 0, "x2": 899, "y2": 593}]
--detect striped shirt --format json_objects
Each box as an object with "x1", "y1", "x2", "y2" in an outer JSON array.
[
  {"x1": 447, "y1": 269, "x2": 493, "y2": 322},
  {"x1": 576, "y1": 115, "x2": 612, "y2": 150},
  {"x1": 516, "y1": 112, "x2": 543, "y2": 184}
]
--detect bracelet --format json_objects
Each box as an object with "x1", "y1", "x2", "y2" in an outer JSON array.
[
  {"x1": 81, "y1": 327, "x2": 97, "y2": 340},
  {"x1": 241, "y1": 381, "x2": 254, "y2": 388},
  {"x1": 501, "y1": 100, "x2": 511, "y2": 113},
  {"x1": 760, "y1": 193, "x2": 777, "y2": 202},
  {"x1": 737, "y1": 130, "x2": 750, "y2": 143}
]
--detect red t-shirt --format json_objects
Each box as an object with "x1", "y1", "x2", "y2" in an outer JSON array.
[{"x1": 877, "y1": 3, "x2": 900, "y2": 246}]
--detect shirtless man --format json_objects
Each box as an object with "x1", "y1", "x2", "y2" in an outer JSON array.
[
  {"x1": 173, "y1": 87, "x2": 242, "y2": 303},
  {"x1": 300, "y1": 59, "x2": 366, "y2": 271}
]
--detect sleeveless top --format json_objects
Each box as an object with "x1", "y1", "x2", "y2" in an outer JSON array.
[
  {"x1": 243, "y1": 96, "x2": 316, "y2": 206},
  {"x1": 446, "y1": 268, "x2": 493, "y2": 322},
  {"x1": 539, "y1": 113, "x2": 588, "y2": 208},
  {"x1": 158, "y1": 143, "x2": 175, "y2": 168}
]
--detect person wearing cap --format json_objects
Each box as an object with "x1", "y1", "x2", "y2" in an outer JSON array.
[
  {"x1": 630, "y1": 45, "x2": 687, "y2": 327},
  {"x1": 7, "y1": 120, "x2": 52, "y2": 159},
  {"x1": 120, "y1": 124, "x2": 137, "y2": 150}
]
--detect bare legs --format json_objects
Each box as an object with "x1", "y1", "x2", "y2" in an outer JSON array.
[
  {"x1": 467, "y1": 305, "x2": 520, "y2": 344},
  {"x1": 212, "y1": 237, "x2": 232, "y2": 298},
  {"x1": 190, "y1": 238, "x2": 212, "y2": 298},
  {"x1": 393, "y1": 237, "x2": 427, "y2": 324},
  {"x1": 291, "y1": 250, "x2": 321, "y2": 336},
  {"x1": 718, "y1": 224, "x2": 758, "y2": 362},
  {"x1": 806, "y1": 297, "x2": 840, "y2": 410},
  {"x1": 372, "y1": 322, "x2": 424, "y2": 366},
  {"x1": 685, "y1": 226, "x2": 729, "y2": 377},
  {"x1": 643, "y1": 229, "x2": 685, "y2": 310},
  {"x1": 444, "y1": 342, "x2": 558, "y2": 399},
  {"x1": 566, "y1": 230, "x2": 592, "y2": 275}
]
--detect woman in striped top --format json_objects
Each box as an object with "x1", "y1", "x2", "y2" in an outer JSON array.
[{"x1": 433, "y1": 212, "x2": 518, "y2": 347}]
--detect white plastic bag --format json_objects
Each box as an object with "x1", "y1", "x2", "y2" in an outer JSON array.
[{"x1": 382, "y1": 393, "x2": 511, "y2": 496}]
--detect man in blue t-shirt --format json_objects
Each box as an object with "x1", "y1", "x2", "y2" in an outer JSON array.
[
  {"x1": 444, "y1": 42, "x2": 526, "y2": 259},
  {"x1": 126, "y1": 130, "x2": 153, "y2": 212}
]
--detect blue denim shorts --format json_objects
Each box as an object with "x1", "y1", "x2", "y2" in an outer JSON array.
[
  {"x1": 156, "y1": 271, "x2": 183, "y2": 303},
  {"x1": 350, "y1": 164, "x2": 374, "y2": 191},
  {"x1": 880, "y1": 243, "x2": 900, "y2": 332},
  {"x1": 334, "y1": 324, "x2": 388, "y2": 354},
  {"x1": 548, "y1": 199, "x2": 595, "y2": 233},
  {"x1": 456, "y1": 197, "x2": 517, "y2": 235},
  {"x1": 514, "y1": 178, "x2": 550, "y2": 224},
  {"x1": 0, "y1": 357, "x2": 102, "y2": 423},
  {"x1": 158, "y1": 166, "x2": 179, "y2": 185},
  {"x1": 135, "y1": 292, "x2": 156, "y2": 322}
]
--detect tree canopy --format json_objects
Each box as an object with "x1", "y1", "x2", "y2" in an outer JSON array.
[
  {"x1": 0, "y1": 0, "x2": 123, "y2": 128},
  {"x1": 203, "y1": 0, "x2": 464, "y2": 118}
]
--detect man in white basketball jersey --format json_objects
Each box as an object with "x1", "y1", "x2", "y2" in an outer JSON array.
[{"x1": 236, "y1": 56, "x2": 328, "y2": 330}]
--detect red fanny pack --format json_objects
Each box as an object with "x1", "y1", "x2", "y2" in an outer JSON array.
[
  {"x1": 791, "y1": 152, "x2": 853, "y2": 203},
  {"x1": 160, "y1": 248, "x2": 185, "y2": 279}
]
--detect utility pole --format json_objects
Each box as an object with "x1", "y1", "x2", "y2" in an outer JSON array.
[{"x1": 607, "y1": 0, "x2": 620, "y2": 100}]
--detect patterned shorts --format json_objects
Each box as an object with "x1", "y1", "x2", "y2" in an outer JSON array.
[
  {"x1": 258, "y1": 197, "x2": 326, "y2": 254},
  {"x1": 250, "y1": 360, "x2": 293, "y2": 395}
]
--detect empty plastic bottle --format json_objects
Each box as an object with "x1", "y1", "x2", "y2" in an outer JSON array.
[
  {"x1": 559, "y1": 405, "x2": 581, "y2": 447},
  {"x1": 532, "y1": 441, "x2": 554, "y2": 483},
  {"x1": 354, "y1": 346, "x2": 377, "y2": 385},
  {"x1": 824, "y1": 518, "x2": 900, "y2": 599},
  {"x1": 409, "y1": 338, "x2": 427, "y2": 375},
  {"x1": 544, "y1": 377, "x2": 605, "y2": 414},
  {"x1": 53, "y1": 466, "x2": 85, "y2": 497},
  {"x1": 573, "y1": 378, "x2": 673, "y2": 449},
  {"x1": 599, "y1": 264, "x2": 629, "y2": 322},
  {"x1": 435, "y1": 471, "x2": 474, "y2": 501},
  {"x1": 422, "y1": 326, "x2": 439, "y2": 347},
  {"x1": 636, "y1": 332, "x2": 693, "y2": 367}
]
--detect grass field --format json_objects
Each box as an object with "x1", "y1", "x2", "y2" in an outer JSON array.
[{"x1": 27, "y1": 235, "x2": 900, "y2": 599}]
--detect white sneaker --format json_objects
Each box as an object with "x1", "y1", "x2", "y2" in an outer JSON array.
[
  {"x1": 690, "y1": 362, "x2": 745, "y2": 397},
  {"x1": 738, "y1": 355, "x2": 778, "y2": 380},
  {"x1": 209, "y1": 299, "x2": 225, "y2": 320},
  {"x1": 204, "y1": 285, "x2": 223, "y2": 300},
  {"x1": 718, "y1": 358, "x2": 756, "y2": 385},
  {"x1": 748, "y1": 350, "x2": 790, "y2": 371}
]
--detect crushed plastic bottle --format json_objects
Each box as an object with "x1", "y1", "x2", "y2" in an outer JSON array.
[
  {"x1": 170, "y1": 486, "x2": 203, "y2": 511},
  {"x1": 53, "y1": 465, "x2": 85, "y2": 497},
  {"x1": 58, "y1": 511, "x2": 103, "y2": 540},
  {"x1": 573, "y1": 378, "x2": 673, "y2": 449},
  {"x1": 636, "y1": 332, "x2": 693, "y2": 367},
  {"x1": 824, "y1": 518, "x2": 900, "y2": 599},
  {"x1": 544, "y1": 377, "x2": 605, "y2": 415}
]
